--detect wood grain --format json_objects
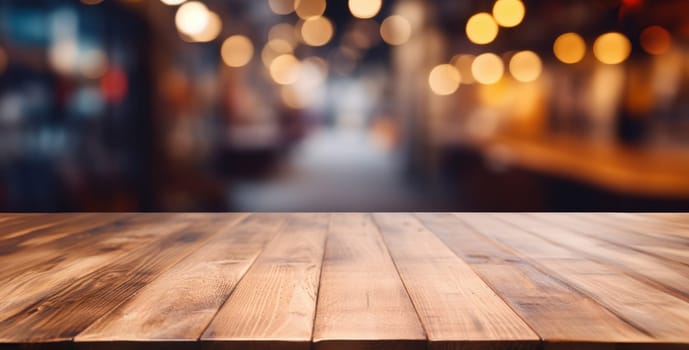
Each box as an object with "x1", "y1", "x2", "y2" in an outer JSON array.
[
  {"x1": 313, "y1": 213, "x2": 425, "y2": 350},
  {"x1": 372, "y1": 213, "x2": 539, "y2": 350},
  {"x1": 1, "y1": 213, "x2": 689, "y2": 350},
  {"x1": 529, "y1": 214, "x2": 689, "y2": 266},
  {"x1": 0, "y1": 214, "x2": 192, "y2": 319},
  {"x1": 415, "y1": 213, "x2": 653, "y2": 347},
  {"x1": 0, "y1": 214, "x2": 127, "y2": 253},
  {"x1": 75, "y1": 213, "x2": 284, "y2": 344},
  {"x1": 499, "y1": 214, "x2": 689, "y2": 302},
  {"x1": 458, "y1": 214, "x2": 689, "y2": 343},
  {"x1": 0, "y1": 214, "x2": 240, "y2": 342},
  {"x1": 201, "y1": 213, "x2": 329, "y2": 350}
]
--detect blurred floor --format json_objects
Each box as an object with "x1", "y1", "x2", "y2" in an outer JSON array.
[{"x1": 229, "y1": 127, "x2": 450, "y2": 211}]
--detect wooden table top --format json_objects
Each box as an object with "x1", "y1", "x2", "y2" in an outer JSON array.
[{"x1": 1, "y1": 213, "x2": 689, "y2": 350}]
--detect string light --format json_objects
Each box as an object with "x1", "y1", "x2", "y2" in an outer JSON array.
[
  {"x1": 380, "y1": 15, "x2": 412, "y2": 46},
  {"x1": 640, "y1": 25, "x2": 671, "y2": 55},
  {"x1": 301, "y1": 16, "x2": 334, "y2": 47},
  {"x1": 553, "y1": 32, "x2": 586, "y2": 64},
  {"x1": 593, "y1": 32, "x2": 631, "y2": 64},
  {"x1": 221, "y1": 35, "x2": 254, "y2": 67},
  {"x1": 492, "y1": 0, "x2": 525, "y2": 28},
  {"x1": 348, "y1": 0, "x2": 382, "y2": 19},
  {"x1": 472, "y1": 53, "x2": 504, "y2": 84},
  {"x1": 428, "y1": 64, "x2": 461, "y2": 96},
  {"x1": 175, "y1": 1, "x2": 210, "y2": 36},
  {"x1": 509, "y1": 50, "x2": 542, "y2": 82},
  {"x1": 466, "y1": 13, "x2": 498, "y2": 45}
]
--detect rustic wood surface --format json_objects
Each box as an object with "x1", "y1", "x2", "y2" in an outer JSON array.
[{"x1": 1, "y1": 213, "x2": 688, "y2": 350}]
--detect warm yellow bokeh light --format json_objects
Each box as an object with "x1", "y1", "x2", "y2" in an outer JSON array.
[
  {"x1": 472, "y1": 53, "x2": 504, "y2": 85},
  {"x1": 348, "y1": 0, "x2": 382, "y2": 19},
  {"x1": 301, "y1": 16, "x2": 334, "y2": 47},
  {"x1": 451, "y1": 54, "x2": 476, "y2": 84},
  {"x1": 188, "y1": 11, "x2": 222, "y2": 42},
  {"x1": 492, "y1": 0, "x2": 525, "y2": 28},
  {"x1": 553, "y1": 32, "x2": 586, "y2": 64},
  {"x1": 221, "y1": 35, "x2": 254, "y2": 67},
  {"x1": 380, "y1": 15, "x2": 412, "y2": 46},
  {"x1": 175, "y1": 1, "x2": 210, "y2": 36},
  {"x1": 270, "y1": 54, "x2": 301, "y2": 85},
  {"x1": 509, "y1": 50, "x2": 542, "y2": 82},
  {"x1": 593, "y1": 32, "x2": 631, "y2": 64},
  {"x1": 640, "y1": 25, "x2": 671, "y2": 55},
  {"x1": 261, "y1": 39, "x2": 294, "y2": 67},
  {"x1": 161, "y1": 0, "x2": 185, "y2": 5},
  {"x1": 295, "y1": 0, "x2": 326, "y2": 20},
  {"x1": 268, "y1": 0, "x2": 295, "y2": 15},
  {"x1": 428, "y1": 64, "x2": 461, "y2": 96},
  {"x1": 466, "y1": 13, "x2": 499, "y2": 45}
]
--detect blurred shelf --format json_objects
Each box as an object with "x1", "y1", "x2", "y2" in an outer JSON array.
[{"x1": 458, "y1": 134, "x2": 689, "y2": 199}]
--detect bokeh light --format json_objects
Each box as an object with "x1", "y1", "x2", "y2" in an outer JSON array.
[
  {"x1": 593, "y1": 32, "x2": 631, "y2": 64},
  {"x1": 428, "y1": 64, "x2": 461, "y2": 96},
  {"x1": 270, "y1": 54, "x2": 301, "y2": 85},
  {"x1": 221, "y1": 35, "x2": 254, "y2": 67},
  {"x1": 348, "y1": 0, "x2": 382, "y2": 19},
  {"x1": 262, "y1": 39, "x2": 294, "y2": 67},
  {"x1": 100, "y1": 68, "x2": 128, "y2": 103},
  {"x1": 451, "y1": 54, "x2": 476, "y2": 84},
  {"x1": 175, "y1": 1, "x2": 209, "y2": 36},
  {"x1": 188, "y1": 11, "x2": 222, "y2": 42},
  {"x1": 509, "y1": 50, "x2": 542, "y2": 82},
  {"x1": 380, "y1": 15, "x2": 412, "y2": 46},
  {"x1": 49, "y1": 39, "x2": 79, "y2": 75},
  {"x1": 161, "y1": 0, "x2": 186, "y2": 5},
  {"x1": 553, "y1": 32, "x2": 586, "y2": 64},
  {"x1": 492, "y1": 0, "x2": 525, "y2": 28},
  {"x1": 301, "y1": 16, "x2": 334, "y2": 47},
  {"x1": 295, "y1": 0, "x2": 326, "y2": 20},
  {"x1": 466, "y1": 13, "x2": 499, "y2": 45},
  {"x1": 640, "y1": 25, "x2": 672, "y2": 55},
  {"x1": 268, "y1": 0, "x2": 295, "y2": 15},
  {"x1": 472, "y1": 53, "x2": 504, "y2": 84}
]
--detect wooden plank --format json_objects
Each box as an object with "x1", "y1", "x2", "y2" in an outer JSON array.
[
  {"x1": 415, "y1": 213, "x2": 653, "y2": 347},
  {"x1": 0, "y1": 214, "x2": 243, "y2": 343},
  {"x1": 499, "y1": 214, "x2": 689, "y2": 302},
  {"x1": 0, "y1": 214, "x2": 103, "y2": 243},
  {"x1": 201, "y1": 213, "x2": 329, "y2": 350},
  {"x1": 529, "y1": 214, "x2": 689, "y2": 266},
  {"x1": 74, "y1": 213, "x2": 288, "y2": 348},
  {"x1": 313, "y1": 213, "x2": 426, "y2": 350},
  {"x1": 588, "y1": 213, "x2": 689, "y2": 240},
  {"x1": 0, "y1": 214, "x2": 44, "y2": 232},
  {"x1": 0, "y1": 214, "x2": 132, "y2": 258},
  {"x1": 641, "y1": 213, "x2": 689, "y2": 226},
  {"x1": 458, "y1": 214, "x2": 689, "y2": 343},
  {"x1": 0, "y1": 214, "x2": 180, "y2": 286},
  {"x1": 372, "y1": 213, "x2": 539, "y2": 350}
]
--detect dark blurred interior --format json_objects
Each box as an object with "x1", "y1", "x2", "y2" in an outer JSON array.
[{"x1": 1, "y1": 0, "x2": 689, "y2": 211}]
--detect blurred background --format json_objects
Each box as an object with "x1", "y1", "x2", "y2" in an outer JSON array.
[{"x1": 1, "y1": 0, "x2": 689, "y2": 212}]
